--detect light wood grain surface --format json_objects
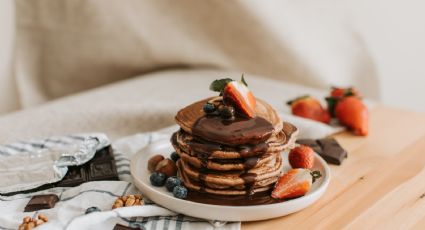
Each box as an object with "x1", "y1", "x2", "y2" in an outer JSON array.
[{"x1": 243, "y1": 106, "x2": 425, "y2": 229}]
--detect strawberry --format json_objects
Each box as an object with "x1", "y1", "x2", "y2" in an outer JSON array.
[
  {"x1": 223, "y1": 81, "x2": 256, "y2": 118},
  {"x1": 288, "y1": 145, "x2": 315, "y2": 169},
  {"x1": 271, "y1": 168, "x2": 321, "y2": 199},
  {"x1": 287, "y1": 96, "x2": 330, "y2": 124},
  {"x1": 335, "y1": 96, "x2": 369, "y2": 136},
  {"x1": 327, "y1": 87, "x2": 361, "y2": 117},
  {"x1": 330, "y1": 87, "x2": 360, "y2": 98}
]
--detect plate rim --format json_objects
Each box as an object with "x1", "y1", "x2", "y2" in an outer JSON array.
[{"x1": 131, "y1": 139, "x2": 331, "y2": 210}]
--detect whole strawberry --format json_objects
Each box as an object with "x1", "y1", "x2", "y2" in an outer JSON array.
[
  {"x1": 326, "y1": 87, "x2": 360, "y2": 117},
  {"x1": 335, "y1": 96, "x2": 369, "y2": 136},
  {"x1": 330, "y1": 87, "x2": 360, "y2": 98},
  {"x1": 271, "y1": 168, "x2": 321, "y2": 199},
  {"x1": 288, "y1": 145, "x2": 315, "y2": 169},
  {"x1": 287, "y1": 96, "x2": 330, "y2": 124}
]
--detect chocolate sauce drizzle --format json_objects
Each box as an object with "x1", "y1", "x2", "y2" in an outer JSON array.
[{"x1": 173, "y1": 112, "x2": 278, "y2": 204}]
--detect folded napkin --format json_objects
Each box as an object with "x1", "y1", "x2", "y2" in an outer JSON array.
[{"x1": 0, "y1": 113, "x2": 342, "y2": 230}]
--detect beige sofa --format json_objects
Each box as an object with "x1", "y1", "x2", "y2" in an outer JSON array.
[{"x1": 1, "y1": 0, "x2": 424, "y2": 118}]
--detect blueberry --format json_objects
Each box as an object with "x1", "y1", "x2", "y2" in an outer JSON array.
[
  {"x1": 203, "y1": 103, "x2": 216, "y2": 114},
  {"x1": 150, "y1": 172, "x2": 166, "y2": 186},
  {"x1": 173, "y1": 185, "x2": 188, "y2": 199},
  {"x1": 165, "y1": 176, "x2": 182, "y2": 192},
  {"x1": 219, "y1": 106, "x2": 235, "y2": 119},
  {"x1": 170, "y1": 152, "x2": 180, "y2": 162},
  {"x1": 85, "y1": 206, "x2": 101, "y2": 214}
]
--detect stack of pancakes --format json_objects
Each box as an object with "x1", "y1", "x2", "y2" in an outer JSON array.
[{"x1": 172, "y1": 98, "x2": 298, "y2": 196}]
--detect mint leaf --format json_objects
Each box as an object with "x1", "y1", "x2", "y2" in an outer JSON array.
[
  {"x1": 241, "y1": 74, "x2": 248, "y2": 87},
  {"x1": 209, "y1": 78, "x2": 233, "y2": 92}
]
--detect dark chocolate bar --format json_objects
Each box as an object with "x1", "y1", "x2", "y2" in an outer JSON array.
[
  {"x1": 1, "y1": 146, "x2": 119, "y2": 196},
  {"x1": 24, "y1": 194, "x2": 59, "y2": 212},
  {"x1": 296, "y1": 138, "x2": 347, "y2": 165},
  {"x1": 56, "y1": 146, "x2": 118, "y2": 187}
]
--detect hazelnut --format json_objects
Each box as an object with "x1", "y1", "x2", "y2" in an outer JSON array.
[
  {"x1": 155, "y1": 159, "x2": 177, "y2": 177},
  {"x1": 148, "y1": 155, "x2": 165, "y2": 172}
]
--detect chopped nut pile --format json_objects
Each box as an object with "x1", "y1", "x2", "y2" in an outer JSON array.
[
  {"x1": 112, "y1": 194, "x2": 143, "y2": 209},
  {"x1": 19, "y1": 214, "x2": 48, "y2": 230}
]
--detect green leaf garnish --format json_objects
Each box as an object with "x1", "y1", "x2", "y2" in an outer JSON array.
[
  {"x1": 209, "y1": 78, "x2": 233, "y2": 92},
  {"x1": 241, "y1": 74, "x2": 248, "y2": 87}
]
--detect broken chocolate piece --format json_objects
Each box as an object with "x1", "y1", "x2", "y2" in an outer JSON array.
[
  {"x1": 113, "y1": 224, "x2": 142, "y2": 230},
  {"x1": 317, "y1": 138, "x2": 347, "y2": 165},
  {"x1": 24, "y1": 194, "x2": 59, "y2": 212},
  {"x1": 296, "y1": 139, "x2": 322, "y2": 154},
  {"x1": 296, "y1": 138, "x2": 347, "y2": 165}
]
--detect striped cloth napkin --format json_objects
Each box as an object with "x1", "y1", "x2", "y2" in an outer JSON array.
[{"x1": 0, "y1": 128, "x2": 240, "y2": 230}]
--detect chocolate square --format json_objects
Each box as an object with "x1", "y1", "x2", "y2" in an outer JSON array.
[
  {"x1": 56, "y1": 167, "x2": 87, "y2": 187},
  {"x1": 92, "y1": 146, "x2": 113, "y2": 160},
  {"x1": 24, "y1": 194, "x2": 59, "y2": 212},
  {"x1": 88, "y1": 160, "x2": 118, "y2": 181}
]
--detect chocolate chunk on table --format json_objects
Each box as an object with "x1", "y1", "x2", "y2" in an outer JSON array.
[
  {"x1": 296, "y1": 139, "x2": 323, "y2": 154},
  {"x1": 24, "y1": 194, "x2": 59, "y2": 212},
  {"x1": 113, "y1": 224, "x2": 142, "y2": 230},
  {"x1": 296, "y1": 138, "x2": 347, "y2": 165}
]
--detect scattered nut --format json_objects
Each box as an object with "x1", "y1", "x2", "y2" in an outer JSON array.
[
  {"x1": 38, "y1": 214, "x2": 48, "y2": 222},
  {"x1": 155, "y1": 159, "x2": 177, "y2": 177},
  {"x1": 19, "y1": 214, "x2": 48, "y2": 230},
  {"x1": 112, "y1": 194, "x2": 144, "y2": 209},
  {"x1": 148, "y1": 155, "x2": 165, "y2": 172}
]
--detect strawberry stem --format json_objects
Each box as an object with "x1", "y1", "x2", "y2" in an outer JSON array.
[{"x1": 311, "y1": 170, "x2": 322, "y2": 183}]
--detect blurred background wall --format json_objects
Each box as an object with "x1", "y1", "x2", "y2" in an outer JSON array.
[{"x1": 0, "y1": 0, "x2": 424, "y2": 114}]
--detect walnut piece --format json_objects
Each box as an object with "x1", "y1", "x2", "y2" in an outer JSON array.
[
  {"x1": 112, "y1": 194, "x2": 144, "y2": 209},
  {"x1": 19, "y1": 214, "x2": 48, "y2": 230}
]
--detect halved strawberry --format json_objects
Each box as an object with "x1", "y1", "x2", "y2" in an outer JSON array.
[
  {"x1": 223, "y1": 81, "x2": 256, "y2": 118},
  {"x1": 272, "y1": 168, "x2": 321, "y2": 199},
  {"x1": 287, "y1": 96, "x2": 330, "y2": 124}
]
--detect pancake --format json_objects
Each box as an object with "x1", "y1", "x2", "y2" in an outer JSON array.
[
  {"x1": 172, "y1": 96, "x2": 298, "y2": 196},
  {"x1": 172, "y1": 121, "x2": 298, "y2": 160},
  {"x1": 175, "y1": 98, "x2": 283, "y2": 146},
  {"x1": 177, "y1": 150, "x2": 278, "y2": 171},
  {"x1": 177, "y1": 160, "x2": 279, "y2": 196}
]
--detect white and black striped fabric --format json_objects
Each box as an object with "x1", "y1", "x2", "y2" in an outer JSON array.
[{"x1": 0, "y1": 129, "x2": 240, "y2": 230}]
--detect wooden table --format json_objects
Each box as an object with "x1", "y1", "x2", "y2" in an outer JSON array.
[{"x1": 243, "y1": 106, "x2": 425, "y2": 229}]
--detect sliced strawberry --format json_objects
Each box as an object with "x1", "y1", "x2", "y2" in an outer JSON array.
[
  {"x1": 287, "y1": 96, "x2": 330, "y2": 124},
  {"x1": 272, "y1": 168, "x2": 313, "y2": 199},
  {"x1": 223, "y1": 81, "x2": 256, "y2": 118}
]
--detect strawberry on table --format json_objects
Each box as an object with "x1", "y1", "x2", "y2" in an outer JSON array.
[
  {"x1": 288, "y1": 145, "x2": 315, "y2": 169},
  {"x1": 287, "y1": 96, "x2": 330, "y2": 124},
  {"x1": 271, "y1": 168, "x2": 321, "y2": 199},
  {"x1": 335, "y1": 96, "x2": 369, "y2": 136},
  {"x1": 327, "y1": 86, "x2": 361, "y2": 117},
  {"x1": 330, "y1": 87, "x2": 360, "y2": 98}
]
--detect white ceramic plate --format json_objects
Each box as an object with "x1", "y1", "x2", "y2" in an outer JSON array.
[{"x1": 130, "y1": 139, "x2": 330, "y2": 221}]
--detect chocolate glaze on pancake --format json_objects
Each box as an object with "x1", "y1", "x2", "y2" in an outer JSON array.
[{"x1": 192, "y1": 116, "x2": 274, "y2": 146}]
